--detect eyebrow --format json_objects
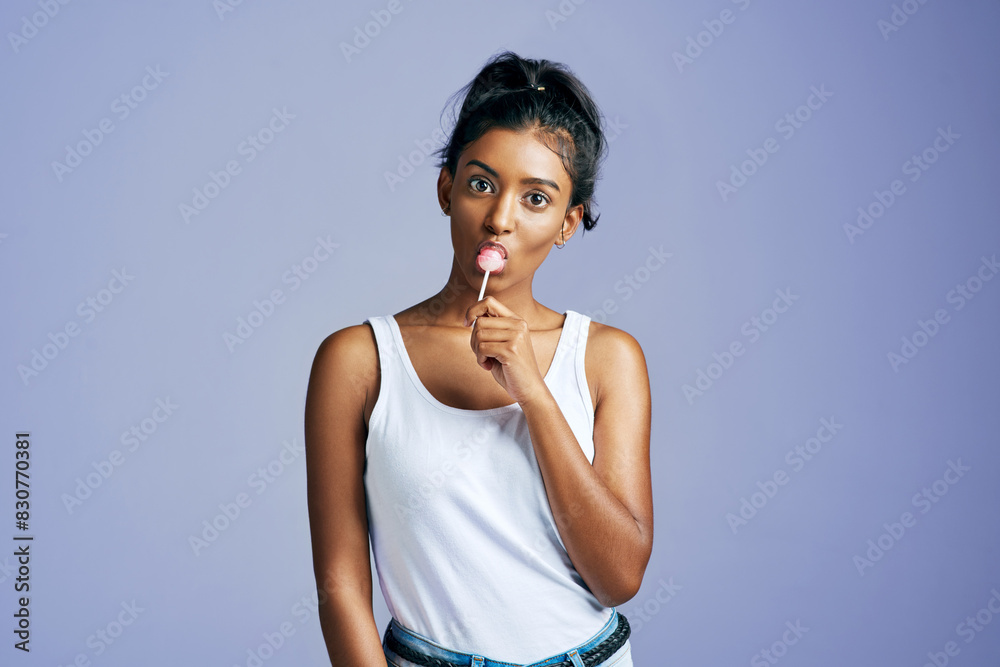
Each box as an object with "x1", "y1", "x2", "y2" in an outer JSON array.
[{"x1": 464, "y1": 159, "x2": 561, "y2": 193}]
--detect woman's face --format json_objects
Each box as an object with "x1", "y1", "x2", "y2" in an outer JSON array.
[{"x1": 440, "y1": 127, "x2": 583, "y2": 287}]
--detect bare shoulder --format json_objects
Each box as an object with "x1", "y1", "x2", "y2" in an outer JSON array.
[
  {"x1": 308, "y1": 323, "x2": 380, "y2": 422},
  {"x1": 587, "y1": 319, "x2": 646, "y2": 355},
  {"x1": 584, "y1": 320, "x2": 650, "y2": 408},
  {"x1": 313, "y1": 323, "x2": 377, "y2": 377}
]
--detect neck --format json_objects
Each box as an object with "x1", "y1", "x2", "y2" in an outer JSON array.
[{"x1": 425, "y1": 257, "x2": 546, "y2": 328}]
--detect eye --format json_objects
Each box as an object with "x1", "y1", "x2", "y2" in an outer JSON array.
[
  {"x1": 527, "y1": 192, "x2": 550, "y2": 208},
  {"x1": 469, "y1": 177, "x2": 493, "y2": 193}
]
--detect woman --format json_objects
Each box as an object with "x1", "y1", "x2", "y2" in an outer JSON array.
[{"x1": 304, "y1": 50, "x2": 653, "y2": 666}]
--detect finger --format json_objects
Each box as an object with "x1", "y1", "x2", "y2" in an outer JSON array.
[
  {"x1": 462, "y1": 303, "x2": 484, "y2": 327},
  {"x1": 463, "y1": 296, "x2": 514, "y2": 326},
  {"x1": 470, "y1": 318, "x2": 520, "y2": 337},
  {"x1": 486, "y1": 295, "x2": 518, "y2": 317},
  {"x1": 470, "y1": 328, "x2": 509, "y2": 356},
  {"x1": 470, "y1": 328, "x2": 515, "y2": 356},
  {"x1": 474, "y1": 341, "x2": 509, "y2": 368}
]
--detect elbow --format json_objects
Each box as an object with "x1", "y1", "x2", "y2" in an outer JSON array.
[
  {"x1": 596, "y1": 584, "x2": 638, "y2": 609},
  {"x1": 594, "y1": 568, "x2": 645, "y2": 608},
  {"x1": 597, "y1": 535, "x2": 652, "y2": 607}
]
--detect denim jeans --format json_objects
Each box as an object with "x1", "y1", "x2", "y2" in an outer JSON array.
[{"x1": 382, "y1": 608, "x2": 633, "y2": 667}]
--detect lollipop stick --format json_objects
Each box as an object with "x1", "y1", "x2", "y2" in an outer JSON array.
[{"x1": 478, "y1": 269, "x2": 490, "y2": 301}]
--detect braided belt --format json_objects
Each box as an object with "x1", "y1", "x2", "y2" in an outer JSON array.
[{"x1": 384, "y1": 613, "x2": 630, "y2": 667}]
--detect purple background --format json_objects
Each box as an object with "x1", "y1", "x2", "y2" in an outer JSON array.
[{"x1": 2, "y1": 1, "x2": 999, "y2": 665}]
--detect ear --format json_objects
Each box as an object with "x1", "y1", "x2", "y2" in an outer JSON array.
[
  {"x1": 437, "y1": 167, "x2": 454, "y2": 213},
  {"x1": 559, "y1": 203, "x2": 585, "y2": 243}
]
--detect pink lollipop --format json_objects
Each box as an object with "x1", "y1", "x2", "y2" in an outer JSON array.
[
  {"x1": 476, "y1": 247, "x2": 506, "y2": 301},
  {"x1": 477, "y1": 247, "x2": 505, "y2": 273}
]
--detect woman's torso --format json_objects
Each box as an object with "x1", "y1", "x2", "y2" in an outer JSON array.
[{"x1": 360, "y1": 302, "x2": 614, "y2": 661}]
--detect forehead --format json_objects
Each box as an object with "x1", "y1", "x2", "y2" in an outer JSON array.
[{"x1": 459, "y1": 127, "x2": 571, "y2": 189}]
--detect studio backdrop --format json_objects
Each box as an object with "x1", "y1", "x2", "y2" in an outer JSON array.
[{"x1": 2, "y1": 1, "x2": 999, "y2": 665}]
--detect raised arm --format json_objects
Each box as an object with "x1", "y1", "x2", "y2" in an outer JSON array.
[
  {"x1": 518, "y1": 323, "x2": 654, "y2": 607},
  {"x1": 304, "y1": 324, "x2": 387, "y2": 666}
]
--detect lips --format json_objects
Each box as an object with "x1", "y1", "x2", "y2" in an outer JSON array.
[
  {"x1": 476, "y1": 241, "x2": 508, "y2": 259},
  {"x1": 475, "y1": 241, "x2": 508, "y2": 275}
]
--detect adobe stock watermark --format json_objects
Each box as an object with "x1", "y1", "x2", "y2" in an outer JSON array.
[
  {"x1": 886, "y1": 253, "x2": 997, "y2": 372},
  {"x1": 672, "y1": 0, "x2": 755, "y2": 73},
  {"x1": 392, "y1": 420, "x2": 503, "y2": 521},
  {"x1": 0, "y1": 557, "x2": 16, "y2": 585},
  {"x1": 725, "y1": 417, "x2": 844, "y2": 534},
  {"x1": 17, "y1": 267, "x2": 135, "y2": 387},
  {"x1": 852, "y1": 458, "x2": 970, "y2": 576},
  {"x1": 232, "y1": 584, "x2": 344, "y2": 667},
  {"x1": 7, "y1": 0, "x2": 75, "y2": 54},
  {"x1": 405, "y1": 282, "x2": 475, "y2": 334},
  {"x1": 515, "y1": 397, "x2": 656, "y2": 571},
  {"x1": 620, "y1": 577, "x2": 682, "y2": 635},
  {"x1": 518, "y1": 438, "x2": 613, "y2": 561},
  {"x1": 61, "y1": 397, "x2": 179, "y2": 514},
  {"x1": 51, "y1": 65, "x2": 169, "y2": 182},
  {"x1": 179, "y1": 107, "x2": 295, "y2": 224},
  {"x1": 188, "y1": 438, "x2": 303, "y2": 556},
  {"x1": 56, "y1": 600, "x2": 145, "y2": 666},
  {"x1": 385, "y1": 125, "x2": 448, "y2": 192},
  {"x1": 682, "y1": 288, "x2": 799, "y2": 405},
  {"x1": 844, "y1": 126, "x2": 960, "y2": 244},
  {"x1": 339, "y1": 0, "x2": 414, "y2": 63},
  {"x1": 750, "y1": 620, "x2": 809, "y2": 667},
  {"x1": 232, "y1": 619, "x2": 295, "y2": 667},
  {"x1": 716, "y1": 84, "x2": 833, "y2": 203},
  {"x1": 584, "y1": 244, "x2": 673, "y2": 324},
  {"x1": 877, "y1": 0, "x2": 934, "y2": 41},
  {"x1": 604, "y1": 115, "x2": 629, "y2": 146},
  {"x1": 545, "y1": 0, "x2": 589, "y2": 31},
  {"x1": 213, "y1": 0, "x2": 249, "y2": 21},
  {"x1": 919, "y1": 587, "x2": 1000, "y2": 667},
  {"x1": 222, "y1": 235, "x2": 339, "y2": 353}
]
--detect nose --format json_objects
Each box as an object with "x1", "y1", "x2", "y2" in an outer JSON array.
[{"x1": 483, "y1": 192, "x2": 518, "y2": 235}]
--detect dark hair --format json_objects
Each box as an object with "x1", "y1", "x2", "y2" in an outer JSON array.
[{"x1": 433, "y1": 50, "x2": 608, "y2": 233}]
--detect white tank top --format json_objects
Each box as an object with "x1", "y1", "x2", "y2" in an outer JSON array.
[{"x1": 362, "y1": 310, "x2": 613, "y2": 662}]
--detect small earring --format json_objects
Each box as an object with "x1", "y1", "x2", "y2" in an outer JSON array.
[
  {"x1": 441, "y1": 205, "x2": 450, "y2": 217},
  {"x1": 556, "y1": 227, "x2": 566, "y2": 249}
]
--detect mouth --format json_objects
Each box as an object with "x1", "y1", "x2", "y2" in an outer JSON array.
[
  {"x1": 474, "y1": 240, "x2": 508, "y2": 275},
  {"x1": 476, "y1": 241, "x2": 508, "y2": 259}
]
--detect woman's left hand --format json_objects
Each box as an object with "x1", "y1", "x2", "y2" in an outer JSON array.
[{"x1": 463, "y1": 296, "x2": 548, "y2": 405}]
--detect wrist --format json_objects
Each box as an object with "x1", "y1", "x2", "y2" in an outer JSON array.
[{"x1": 518, "y1": 382, "x2": 555, "y2": 411}]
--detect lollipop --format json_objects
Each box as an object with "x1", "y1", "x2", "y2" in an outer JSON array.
[{"x1": 476, "y1": 247, "x2": 506, "y2": 301}]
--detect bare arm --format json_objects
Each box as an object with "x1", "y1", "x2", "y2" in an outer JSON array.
[
  {"x1": 304, "y1": 325, "x2": 387, "y2": 666},
  {"x1": 518, "y1": 324, "x2": 654, "y2": 607}
]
